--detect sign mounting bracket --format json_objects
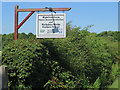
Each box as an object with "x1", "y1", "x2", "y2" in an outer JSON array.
[{"x1": 14, "y1": 5, "x2": 71, "y2": 40}]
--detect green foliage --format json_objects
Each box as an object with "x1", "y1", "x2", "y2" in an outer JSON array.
[
  {"x1": 92, "y1": 77, "x2": 101, "y2": 88},
  {"x1": 2, "y1": 39, "x2": 53, "y2": 88},
  {"x1": 97, "y1": 31, "x2": 119, "y2": 41},
  {"x1": 44, "y1": 71, "x2": 78, "y2": 89},
  {"x1": 2, "y1": 33, "x2": 14, "y2": 49},
  {"x1": 110, "y1": 62, "x2": 120, "y2": 80},
  {"x1": 2, "y1": 21, "x2": 119, "y2": 89}
]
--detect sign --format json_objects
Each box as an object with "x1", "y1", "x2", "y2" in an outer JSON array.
[{"x1": 36, "y1": 13, "x2": 66, "y2": 38}]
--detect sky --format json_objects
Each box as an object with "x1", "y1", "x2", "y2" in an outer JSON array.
[{"x1": 1, "y1": 2, "x2": 118, "y2": 34}]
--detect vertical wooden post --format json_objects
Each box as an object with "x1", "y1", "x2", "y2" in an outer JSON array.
[
  {"x1": 15, "y1": 5, "x2": 18, "y2": 40},
  {"x1": 0, "y1": 66, "x2": 8, "y2": 89}
]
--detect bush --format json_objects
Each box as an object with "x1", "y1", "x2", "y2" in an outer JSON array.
[
  {"x1": 2, "y1": 22, "x2": 119, "y2": 89},
  {"x1": 2, "y1": 39, "x2": 53, "y2": 88}
]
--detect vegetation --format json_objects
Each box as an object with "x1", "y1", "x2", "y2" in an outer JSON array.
[{"x1": 2, "y1": 22, "x2": 120, "y2": 89}]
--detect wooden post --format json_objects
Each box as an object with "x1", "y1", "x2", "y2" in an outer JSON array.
[
  {"x1": 15, "y1": 5, "x2": 18, "y2": 40},
  {"x1": 0, "y1": 66, "x2": 8, "y2": 89}
]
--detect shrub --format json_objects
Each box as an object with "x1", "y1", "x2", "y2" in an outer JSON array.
[
  {"x1": 2, "y1": 39, "x2": 52, "y2": 88},
  {"x1": 2, "y1": 22, "x2": 119, "y2": 89}
]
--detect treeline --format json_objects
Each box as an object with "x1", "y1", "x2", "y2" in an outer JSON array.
[{"x1": 2, "y1": 22, "x2": 120, "y2": 89}]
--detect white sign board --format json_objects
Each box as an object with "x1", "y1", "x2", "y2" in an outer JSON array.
[{"x1": 36, "y1": 13, "x2": 66, "y2": 38}]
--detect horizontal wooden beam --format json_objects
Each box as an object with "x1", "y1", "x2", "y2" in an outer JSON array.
[{"x1": 17, "y1": 8, "x2": 71, "y2": 12}]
